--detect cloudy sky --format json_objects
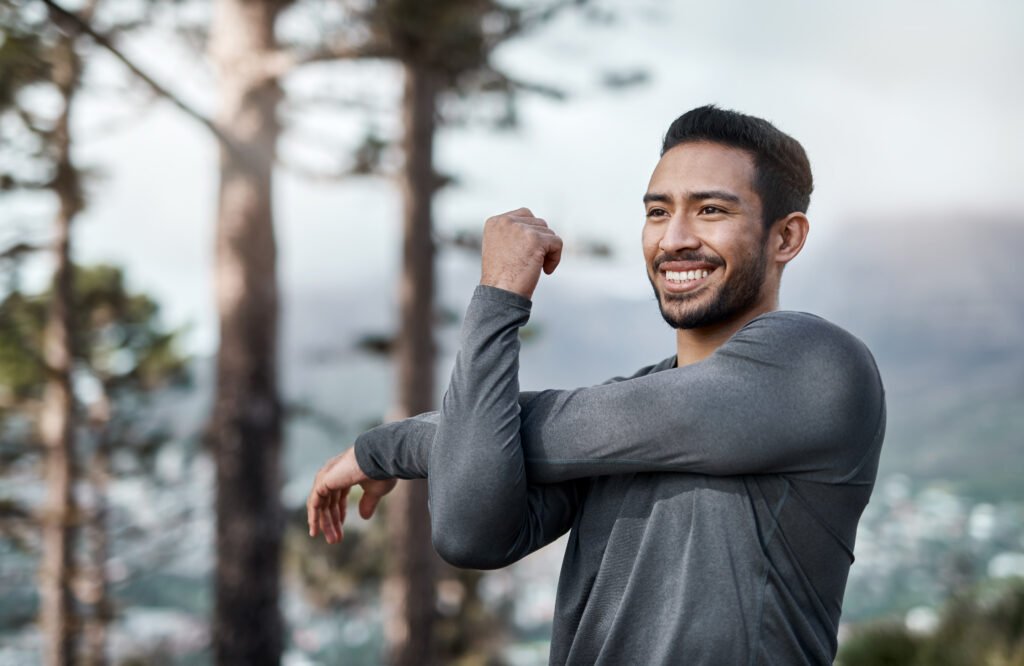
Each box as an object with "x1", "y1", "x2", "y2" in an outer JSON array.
[{"x1": 6, "y1": 0, "x2": 1023, "y2": 354}]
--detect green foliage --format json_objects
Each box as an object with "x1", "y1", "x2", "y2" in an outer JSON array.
[
  {"x1": 839, "y1": 624, "x2": 922, "y2": 666},
  {"x1": 838, "y1": 579, "x2": 1024, "y2": 666},
  {"x1": 0, "y1": 1, "x2": 51, "y2": 112},
  {"x1": 351, "y1": 0, "x2": 577, "y2": 132},
  {"x1": 0, "y1": 262, "x2": 190, "y2": 407},
  {"x1": 69, "y1": 263, "x2": 191, "y2": 394},
  {"x1": 358, "y1": 0, "x2": 512, "y2": 76},
  {"x1": 0, "y1": 288, "x2": 45, "y2": 405}
]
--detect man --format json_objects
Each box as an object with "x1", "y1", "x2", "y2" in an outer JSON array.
[{"x1": 307, "y1": 105, "x2": 886, "y2": 664}]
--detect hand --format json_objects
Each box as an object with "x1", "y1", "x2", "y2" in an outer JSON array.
[
  {"x1": 306, "y1": 447, "x2": 398, "y2": 544},
  {"x1": 480, "y1": 207, "x2": 563, "y2": 300}
]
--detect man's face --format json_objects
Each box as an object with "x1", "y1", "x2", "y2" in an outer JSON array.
[{"x1": 642, "y1": 141, "x2": 772, "y2": 330}]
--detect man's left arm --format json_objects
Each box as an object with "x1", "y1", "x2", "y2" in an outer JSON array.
[
  {"x1": 517, "y1": 310, "x2": 887, "y2": 484},
  {"x1": 356, "y1": 310, "x2": 886, "y2": 488}
]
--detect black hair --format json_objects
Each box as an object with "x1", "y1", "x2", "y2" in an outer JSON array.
[{"x1": 660, "y1": 105, "x2": 813, "y2": 227}]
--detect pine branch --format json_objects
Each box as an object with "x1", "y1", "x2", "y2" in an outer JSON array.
[
  {"x1": 38, "y1": 0, "x2": 231, "y2": 149},
  {"x1": 0, "y1": 242, "x2": 46, "y2": 261},
  {"x1": 0, "y1": 173, "x2": 50, "y2": 191},
  {"x1": 261, "y1": 40, "x2": 394, "y2": 80}
]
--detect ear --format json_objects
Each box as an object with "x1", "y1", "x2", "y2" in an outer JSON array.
[{"x1": 770, "y1": 212, "x2": 809, "y2": 267}]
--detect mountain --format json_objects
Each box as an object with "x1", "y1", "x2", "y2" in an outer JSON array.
[{"x1": 786, "y1": 214, "x2": 1024, "y2": 499}]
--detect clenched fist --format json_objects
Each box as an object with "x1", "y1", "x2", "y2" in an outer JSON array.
[{"x1": 480, "y1": 207, "x2": 563, "y2": 300}]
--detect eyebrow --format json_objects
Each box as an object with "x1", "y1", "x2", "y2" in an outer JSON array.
[{"x1": 642, "y1": 190, "x2": 742, "y2": 205}]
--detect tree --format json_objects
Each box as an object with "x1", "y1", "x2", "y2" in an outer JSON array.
[
  {"x1": 33, "y1": 2, "x2": 633, "y2": 661},
  {"x1": 1, "y1": 2, "x2": 95, "y2": 661},
  {"x1": 3, "y1": 2, "x2": 194, "y2": 661},
  {"x1": 350, "y1": 2, "x2": 607, "y2": 662},
  {"x1": 203, "y1": 2, "x2": 292, "y2": 661},
  {"x1": 837, "y1": 580, "x2": 1024, "y2": 666},
  {"x1": 0, "y1": 262, "x2": 190, "y2": 665}
]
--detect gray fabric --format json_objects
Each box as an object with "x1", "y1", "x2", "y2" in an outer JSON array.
[{"x1": 354, "y1": 284, "x2": 886, "y2": 665}]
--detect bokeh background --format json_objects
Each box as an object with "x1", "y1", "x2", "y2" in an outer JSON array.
[{"x1": 2, "y1": 0, "x2": 1023, "y2": 664}]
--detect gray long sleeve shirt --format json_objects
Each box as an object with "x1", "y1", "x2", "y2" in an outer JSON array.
[{"x1": 354, "y1": 285, "x2": 886, "y2": 665}]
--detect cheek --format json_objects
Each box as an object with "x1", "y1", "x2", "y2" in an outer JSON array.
[
  {"x1": 709, "y1": 226, "x2": 760, "y2": 262},
  {"x1": 641, "y1": 225, "x2": 659, "y2": 259}
]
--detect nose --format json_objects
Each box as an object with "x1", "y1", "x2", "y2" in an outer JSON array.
[{"x1": 658, "y1": 213, "x2": 701, "y2": 254}]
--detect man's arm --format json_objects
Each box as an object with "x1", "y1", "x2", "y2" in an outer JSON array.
[
  {"x1": 356, "y1": 309, "x2": 886, "y2": 487},
  {"x1": 305, "y1": 420, "x2": 584, "y2": 551},
  {"x1": 518, "y1": 309, "x2": 886, "y2": 484},
  {"x1": 424, "y1": 208, "x2": 583, "y2": 569},
  {"x1": 427, "y1": 284, "x2": 575, "y2": 569},
  {"x1": 309, "y1": 208, "x2": 582, "y2": 561}
]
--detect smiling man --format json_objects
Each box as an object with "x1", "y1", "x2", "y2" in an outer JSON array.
[{"x1": 307, "y1": 105, "x2": 886, "y2": 665}]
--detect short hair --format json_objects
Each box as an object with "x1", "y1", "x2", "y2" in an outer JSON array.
[{"x1": 660, "y1": 105, "x2": 813, "y2": 228}]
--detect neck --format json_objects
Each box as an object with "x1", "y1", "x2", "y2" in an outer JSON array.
[{"x1": 674, "y1": 297, "x2": 778, "y2": 367}]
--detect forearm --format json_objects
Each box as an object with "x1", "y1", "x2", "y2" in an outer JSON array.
[
  {"x1": 427, "y1": 285, "x2": 539, "y2": 569},
  {"x1": 354, "y1": 413, "x2": 435, "y2": 480},
  {"x1": 353, "y1": 393, "x2": 542, "y2": 481}
]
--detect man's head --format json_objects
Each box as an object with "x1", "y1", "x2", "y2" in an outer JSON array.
[
  {"x1": 643, "y1": 105, "x2": 813, "y2": 330},
  {"x1": 661, "y1": 105, "x2": 814, "y2": 229}
]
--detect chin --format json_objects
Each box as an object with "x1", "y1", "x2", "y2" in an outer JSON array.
[{"x1": 657, "y1": 293, "x2": 715, "y2": 329}]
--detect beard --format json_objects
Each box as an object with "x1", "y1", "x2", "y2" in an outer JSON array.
[{"x1": 648, "y1": 245, "x2": 769, "y2": 330}]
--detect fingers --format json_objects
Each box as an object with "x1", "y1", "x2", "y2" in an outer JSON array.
[
  {"x1": 504, "y1": 206, "x2": 534, "y2": 218},
  {"x1": 308, "y1": 468, "x2": 391, "y2": 544},
  {"x1": 309, "y1": 488, "x2": 346, "y2": 544},
  {"x1": 480, "y1": 208, "x2": 564, "y2": 299},
  {"x1": 318, "y1": 502, "x2": 335, "y2": 542},
  {"x1": 307, "y1": 482, "x2": 326, "y2": 537},
  {"x1": 359, "y1": 490, "x2": 381, "y2": 520},
  {"x1": 328, "y1": 489, "x2": 345, "y2": 543},
  {"x1": 307, "y1": 476, "x2": 344, "y2": 542},
  {"x1": 306, "y1": 448, "x2": 360, "y2": 539},
  {"x1": 543, "y1": 233, "x2": 563, "y2": 274}
]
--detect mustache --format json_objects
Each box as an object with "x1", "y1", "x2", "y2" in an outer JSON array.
[{"x1": 654, "y1": 251, "x2": 725, "y2": 270}]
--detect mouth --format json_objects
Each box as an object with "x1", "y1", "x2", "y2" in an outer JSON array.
[{"x1": 658, "y1": 263, "x2": 720, "y2": 294}]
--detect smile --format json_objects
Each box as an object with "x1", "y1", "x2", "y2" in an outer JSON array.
[
  {"x1": 665, "y1": 269, "x2": 708, "y2": 283},
  {"x1": 659, "y1": 266, "x2": 718, "y2": 294}
]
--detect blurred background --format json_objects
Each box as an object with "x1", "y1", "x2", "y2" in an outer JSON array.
[{"x1": 1, "y1": 0, "x2": 1022, "y2": 664}]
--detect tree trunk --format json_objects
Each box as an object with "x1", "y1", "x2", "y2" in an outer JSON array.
[
  {"x1": 80, "y1": 421, "x2": 111, "y2": 666},
  {"x1": 207, "y1": 1, "x2": 288, "y2": 662},
  {"x1": 384, "y1": 59, "x2": 442, "y2": 666},
  {"x1": 38, "y1": 31, "x2": 82, "y2": 666}
]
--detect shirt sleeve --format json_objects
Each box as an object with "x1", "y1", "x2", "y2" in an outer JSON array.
[
  {"x1": 355, "y1": 295, "x2": 885, "y2": 489},
  {"x1": 518, "y1": 309, "x2": 886, "y2": 485},
  {"x1": 429, "y1": 285, "x2": 585, "y2": 570}
]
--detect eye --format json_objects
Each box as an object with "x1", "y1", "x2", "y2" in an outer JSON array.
[
  {"x1": 699, "y1": 205, "x2": 724, "y2": 215},
  {"x1": 646, "y1": 208, "x2": 668, "y2": 218}
]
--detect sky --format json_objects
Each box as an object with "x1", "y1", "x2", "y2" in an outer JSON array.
[{"x1": 4, "y1": 0, "x2": 1023, "y2": 355}]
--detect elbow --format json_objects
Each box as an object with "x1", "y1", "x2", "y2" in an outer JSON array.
[{"x1": 431, "y1": 530, "x2": 509, "y2": 570}]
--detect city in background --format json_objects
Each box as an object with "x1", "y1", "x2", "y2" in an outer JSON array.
[{"x1": 1, "y1": 0, "x2": 1022, "y2": 664}]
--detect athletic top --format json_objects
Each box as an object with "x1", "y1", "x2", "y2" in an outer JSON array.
[{"x1": 355, "y1": 285, "x2": 886, "y2": 665}]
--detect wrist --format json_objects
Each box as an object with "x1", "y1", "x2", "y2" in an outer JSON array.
[
  {"x1": 479, "y1": 276, "x2": 533, "y2": 300},
  {"x1": 345, "y1": 447, "x2": 371, "y2": 483}
]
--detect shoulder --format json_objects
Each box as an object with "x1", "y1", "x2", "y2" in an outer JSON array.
[
  {"x1": 739, "y1": 310, "x2": 861, "y2": 344},
  {"x1": 729, "y1": 311, "x2": 886, "y2": 480},
  {"x1": 752, "y1": 310, "x2": 885, "y2": 428},
  {"x1": 724, "y1": 310, "x2": 885, "y2": 421},
  {"x1": 599, "y1": 354, "x2": 676, "y2": 385},
  {"x1": 734, "y1": 311, "x2": 880, "y2": 377}
]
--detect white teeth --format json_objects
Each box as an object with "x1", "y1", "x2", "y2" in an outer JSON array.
[{"x1": 664, "y1": 269, "x2": 711, "y2": 283}]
